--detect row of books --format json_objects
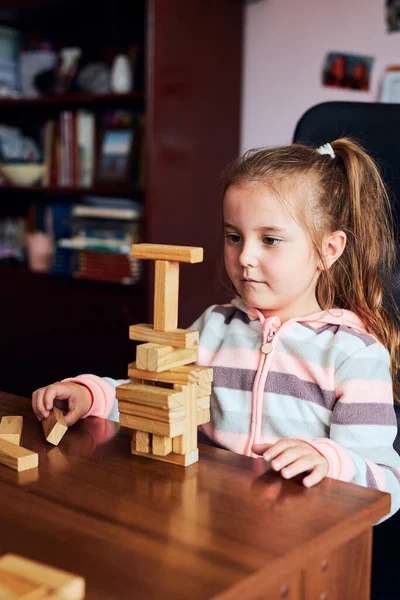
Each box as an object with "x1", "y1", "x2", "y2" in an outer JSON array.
[
  {"x1": 42, "y1": 110, "x2": 144, "y2": 189},
  {"x1": 29, "y1": 196, "x2": 143, "y2": 285},
  {"x1": 53, "y1": 248, "x2": 142, "y2": 285},
  {"x1": 43, "y1": 110, "x2": 95, "y2": 187}
]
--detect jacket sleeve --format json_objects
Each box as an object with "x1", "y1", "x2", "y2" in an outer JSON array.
[
  {"x1": 62, "y1": 374, "x2": 130, "y2": 423},
  {"x1": 308, "y1": 343, "x2": 400, "y2": 521}
]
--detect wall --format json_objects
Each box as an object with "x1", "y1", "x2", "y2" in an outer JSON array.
[{"x1": 241, "y1": 0, "x2": 400, "y2": 150}]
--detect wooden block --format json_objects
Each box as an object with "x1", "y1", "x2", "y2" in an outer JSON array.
[
  {"x1": 136, "y1": 343, "x2": 173, "y2": 371},
  {"x1": 128, "y1": 362, "x2": 212, "y2": 385},
  {"x1": 172, "y1": 435, "x2": 185, "y2": 455},
  {"x1": 135, "y1": 431, "x2": 151, "y2": 454},
  {"x1": 185, "y1": 382, "x2": 198, "y2": 454},
  {"x1": 120, "y1": 413, "x2": 185, "y2": 437},
  {"x1": 136, "y1": 342, "x2": 173, "y2": 370},
  {"x1": 0, "y1": 554, "x2": 85, "y2": 599},
  {"x1": 129, "y1": 323, "x2": 199, "y2": 348},
  {"x1": 172, "y1": 383, "x2": 197, "y2": 455},
  {"x1": 188, "y1": 366, "x2": 213, "y2": 384},
  {"x1": 137, "y1": 344, "x2": 198, "y2": 373},
  {"x1": 154, "y1": 260, "x2": 179, "y2": 331},
  {"x1": 196, "y1": 381, "x2": 212, "y2": 397},
  {"x1": 197, "y1": 395, "x2": 211, "y2": 410},
  {"x1": 152, "y1": 434, "x2": 173, "y2": 456},
  {"x1": 116, "y1": 383, "x2": 184, "y2": 409},
  {"x1": 131, "y1": 442, "x2": 199, "y2": 467},
  {"x1": 197, "y1": 408, "x2": 211, "y2": 425},
  {"x1": 0, "y1": 567, "x2": 49, "y2": 599},
  {"x1": 131, "y1": 243, "x2": 203, "y2": 263},
  {"x1": 0, "y1": 415, "x2": 23, "y2": 445},
  {"x1": 128, "y1": 362, "x2": 208, "y2": 385},
  {"x1": 0, "y1": 439, "x2": 38, "y2": 472},
  {"x1": 118, "y1": 400, "x2": 185, "y2": 423},
  {"x1": 135, "y1": 342, "x2": 150, "y2": 370},
  {"x1": 42, "y1": 407, "x2": 68, "y2": 446}
]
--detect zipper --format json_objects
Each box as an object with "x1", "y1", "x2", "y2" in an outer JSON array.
[{"x1": 244, "y1": 316, "x2": 281, "y2": 456}]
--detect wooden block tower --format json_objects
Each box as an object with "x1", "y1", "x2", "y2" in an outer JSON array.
[{"x1": 116, "y1": 244, "x2": 212, "y2": 467}]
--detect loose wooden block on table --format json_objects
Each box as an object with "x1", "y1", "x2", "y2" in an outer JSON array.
[
  {"x1": 0, "y1": 553, "x2": 85, "y2": 599},
  {"x1": 0, "y1": 567, "x2": 48, "y2": 598},
  {"x1": 0, "y1": 415, "x2": 23, "y2": 445},
  {"x1": 0, "y1": 438, "x2": 38, "y2": 472},
  {"x1": 42, "y1": 407, "x2": 68, "y2": 446},
  {"x1": 129, "y1": 324, "x2": 199, "y2": 348},
  {"x1": 131, "y1": 244, "x2": 203, "y2": 263}
]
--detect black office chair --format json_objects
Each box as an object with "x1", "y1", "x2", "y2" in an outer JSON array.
[{"x1": 293, "y1": 101, "x2": 400, "y2": 600}]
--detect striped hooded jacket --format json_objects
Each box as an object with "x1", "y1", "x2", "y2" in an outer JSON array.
[{"x1": 66, "y1": 297, "x2": 400, "y2": 520}]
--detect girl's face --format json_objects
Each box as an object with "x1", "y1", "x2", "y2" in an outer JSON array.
[{"x1": 223, "y1": 181, "x2": 322, "y2": 321}]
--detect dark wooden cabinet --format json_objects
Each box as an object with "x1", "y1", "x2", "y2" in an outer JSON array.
[{"x1": 0, "y1": 0, "x2": 242, "y2": 396}]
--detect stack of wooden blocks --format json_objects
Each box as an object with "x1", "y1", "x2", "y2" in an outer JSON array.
[{"x1": 116, "y1": 244, "x2": 212, "y2": 467}]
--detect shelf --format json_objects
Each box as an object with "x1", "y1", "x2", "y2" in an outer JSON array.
[
  {"x1": 0, "y1": 184, "x2": 143, "y2": 198},
  {"x1": 0, "y1": 92, "x2": 145, "y2": 107},
  {"x1": 0, "y1": 262, "x2": 143, "y2": 289}
]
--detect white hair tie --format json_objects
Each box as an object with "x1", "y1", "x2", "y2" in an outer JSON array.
[{"x1": 316, "y1": 143, "x2": 335, "y2": 159}]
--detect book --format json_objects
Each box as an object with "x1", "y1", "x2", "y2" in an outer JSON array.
[
  {"x1": 77, "y1": 110, "x2": 95, "y2": 187},
  {"x1": 58, "y1": 236, "x2": 131, "y2": 253},
  {"x1": 71, "y1": 205, "x2": 141, "y2": 220}
]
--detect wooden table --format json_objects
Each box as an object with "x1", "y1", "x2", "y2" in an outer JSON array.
[{"x1": 0, "y1": 392, "x2": 390, "y2": 600}]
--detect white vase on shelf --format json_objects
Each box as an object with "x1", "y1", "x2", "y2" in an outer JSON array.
[{"x1": 110, "y1": 54, "x2": 133, "y2": 93}]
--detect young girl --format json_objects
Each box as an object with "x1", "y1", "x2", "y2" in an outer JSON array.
[{"x1": 32, "y1": 138, "x2": 400, "y2": 518}]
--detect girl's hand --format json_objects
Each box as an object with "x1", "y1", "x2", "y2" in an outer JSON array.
[
  {"x1": 32, "y1": 382, "x2": 92, "y2": 426},
  {"x1": 252, "y1": 439, "x2": 329, "y2": 487}
]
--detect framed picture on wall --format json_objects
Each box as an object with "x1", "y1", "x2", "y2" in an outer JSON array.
[
  {"x1": 95, "y1": 125, "x2": 139, "y2": 186},
  {"x1": 381, "y1": 66, "x2": 400, "y2": 103}
]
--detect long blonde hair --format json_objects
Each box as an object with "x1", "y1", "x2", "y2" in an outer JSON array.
[{"x1": 221, "y1": 138, "x2": 400, "y2": 400}]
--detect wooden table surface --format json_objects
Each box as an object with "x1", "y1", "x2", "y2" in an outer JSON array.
[{"x1": 0, "y1": 391, "x2": 390, "y2": 600}]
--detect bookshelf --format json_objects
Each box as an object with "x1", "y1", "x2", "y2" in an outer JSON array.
[
  {"x1": 0, "y1": 91, "x2": 145, "y2": 105},
  {"x1": 0, "y1": 0, "x2": 243, "y2": 397}
]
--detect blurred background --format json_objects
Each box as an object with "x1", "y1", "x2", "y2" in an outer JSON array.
[{"x1": 0, "y1": 0, "x2": 396, "y2": 397}]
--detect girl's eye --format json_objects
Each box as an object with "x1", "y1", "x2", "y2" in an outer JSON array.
[
  {"x1": 225, "y1": 233, "x2": 241, "y2": 244},
  {"x1": 263, "y1": 236, "x2": 280, "y2": 246}
]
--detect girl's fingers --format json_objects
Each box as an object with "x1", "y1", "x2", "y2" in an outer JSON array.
[
  {"x1": 252, "y1": 443, "x2": 272, "y2": 456},
  {"x1": 302, "y1": 465, "x2": 327, "y2": 487},
  {"x1": 42, "y1": 387, "x2": 58, "y2": 412},
  {"x1": 261, "y1": 439, "x2": 298, "y2": 461},
  {"x1": 280, "y1": 455, "x2": 317, "y2": 479},
  {"x1": 32, "y1": 388, "x2": 49, "y2": 420},
  {"x1": 63, "y1": 401, "x2": 84, "y2": 426},
  {"x1": 270, "y1": 446, "x2": 308, "y2": 471}
]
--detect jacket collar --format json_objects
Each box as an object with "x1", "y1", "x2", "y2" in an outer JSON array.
[{"x1": 230, "y1": 296, "x2": 368, "y2": 334}]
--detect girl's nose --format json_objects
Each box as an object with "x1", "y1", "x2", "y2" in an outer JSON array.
[{"x1": 238, "y1": 243, "x2": 258, "y2": 268}]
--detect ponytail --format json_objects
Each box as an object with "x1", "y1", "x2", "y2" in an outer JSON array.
[{"x1": 318, "y1": 138, "x2": 400, "y2": 399}]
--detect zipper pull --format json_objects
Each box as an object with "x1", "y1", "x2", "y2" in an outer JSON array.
[
  {"x1": 261, "y1": 341, "x2": 273, "y2": 354},
  {"x1": 261, "y1": 327, "x2": 276, "y2": 354}
]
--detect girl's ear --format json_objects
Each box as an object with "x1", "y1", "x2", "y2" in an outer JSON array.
[{"x1": 320, "y1": 230, "x2": 346, "y2": 270}]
